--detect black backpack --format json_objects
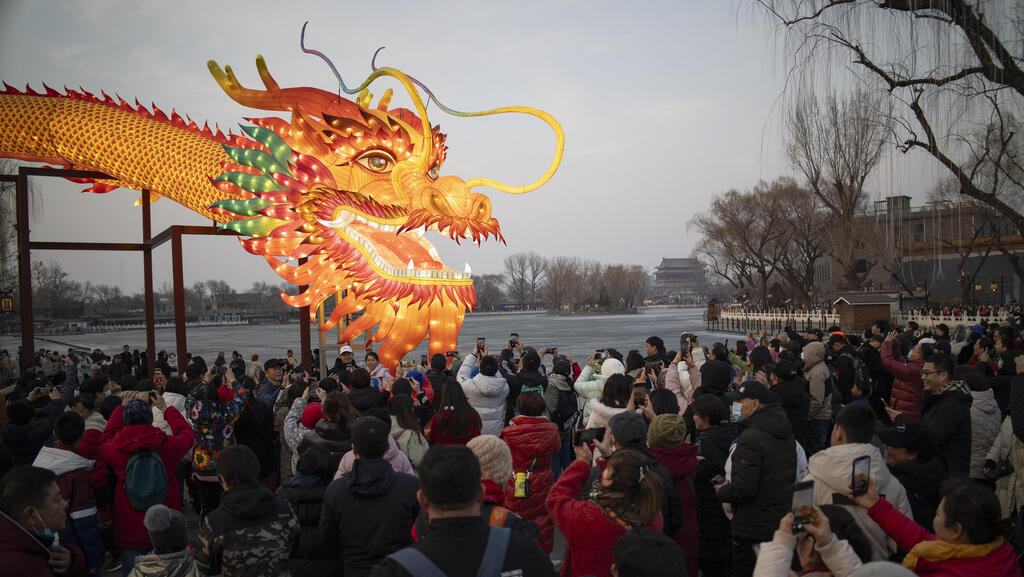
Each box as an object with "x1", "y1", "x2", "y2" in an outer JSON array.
[
  {"x1": 551, "y1": 388, "x2": 581, "y2": 433},
  {"x1": 840, "y1": 352, "x2": 874, "y2": 398}
]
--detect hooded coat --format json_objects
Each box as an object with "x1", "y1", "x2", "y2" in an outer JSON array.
[
  {"x1": 333, "y1": 435, "x2": 414, "y2": 478},
  {"x1": 98, "y1": 405, "x2": 193, "y2": 549},
  {"x1": 297, "y1": 419, "x2": 353, "y2": 475},
  {"x1": 32, "y1": 446, "x2": 104, "y2": 571},
  {"x1": 572, "y1": 365, "x2": 612, "y2": 425},
  {"x1": 0, "y1": 511, "x2": 87, "y2": 577},
  {"x1": 803, "y1": 342, "x2": 832, "y2": 422},
  {"x1": 649, "y1": 444, "x2": 699, "y2": 577},
  {"x1": 803, "y1": 442, "x2": 914, "y2": 561},
  {"x1": 584, "y1": 399, "x2": 627, "y2": 430},
  {"x1": 276, "y1": 472, "x2": 334, "y2": 577},
  {"x1": 694, "y1": 422, "x2": 736, "y2": 563},
  {"x1": 921, "y1": 383, "x2": 973, "y2": 478},
  {"x1": 389, "y1": 414, "x2": 429, "y2": 470},
  {"x1": 501, "y1": 415, "x2": 561, "y2": 552},
  {"x1": 457, "y1": 354, "x2": 509, "y2": 437},
  {"x1": 881, "y1": 341, "x2": 924, "y2": 420},
  {"x1": 699, "y1": 357, "x2": 732, "y2": 398},
  {"x1": 196, "y1": 482, "x2": 299, "y2": 577},
  {"x1": 771, "y1": 374, "x2": 810, "y2": 449},
  {"x1": 1, "y1": 398, "x2": 64, "y2": 465},
  {"x1": 969, "y1": 388, "x2": 1001, "y2": 479},
  {"x1": 319, "y1": 458, "x2": 420, "y2": 577},
  {"x1": 715, "y1": 402, "x2": 797, "y2": 542}
]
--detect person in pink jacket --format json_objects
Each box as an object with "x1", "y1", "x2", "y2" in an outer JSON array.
[{"x1": 850, "y1": 477, "x2": 1021, "y2": 576}]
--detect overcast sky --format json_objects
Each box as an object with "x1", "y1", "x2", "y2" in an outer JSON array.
[{"x1": 0, "y1": 0, "x2": 942, "y2": 294}]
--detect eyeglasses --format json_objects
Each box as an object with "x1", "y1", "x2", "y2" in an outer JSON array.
[{"x1": 920, "y1": 370, "x2": 946, "y2": 376}]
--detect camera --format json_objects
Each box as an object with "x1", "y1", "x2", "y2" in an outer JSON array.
[{"x1": 985, "y1": 459, "x2": 1014, "y2": 481}]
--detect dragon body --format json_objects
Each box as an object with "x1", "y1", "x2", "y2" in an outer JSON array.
[{"x1": 0, "y1": 54, "x2": 563, "y2": 369}]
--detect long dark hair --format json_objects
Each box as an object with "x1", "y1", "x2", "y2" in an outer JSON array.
[
  {"x1": 388, "y1": 394, "x2": 422, "y2": 434},
  {"x1": 322, "y1": 391, "x2": 359, "y2": 429},
  {"x1": 624, "y1": 350, "x2": 644, "y2": 373},
  {"x1": 436, "y1": 379, "x2": 479, "y2": 439},
  {"x1": 593, "y1": 449, "x2": 663, "y2": 527}
]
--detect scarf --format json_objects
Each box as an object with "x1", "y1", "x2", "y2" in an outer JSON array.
[
  {"x1": 937, "y1": 380, "x2": 971, "y2": 397},
  {"x1": 587, "y1": 486, "x2": 639, "y2": 529},
  {"x1": 902, "y1": 537, "x2": 1004, "y2": 569}
]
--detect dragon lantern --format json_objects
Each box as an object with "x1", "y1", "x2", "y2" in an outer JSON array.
[{"x1": 0, "y1": 28, "x2": 564, "y2": 369}]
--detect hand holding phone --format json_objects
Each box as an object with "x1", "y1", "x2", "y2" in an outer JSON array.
[
  {"x1": 791, "y1": 480, "x2": 815, "y2": 532},
  {"x1": 851, "y1": 456, "x2": 870, "y2": 497}
]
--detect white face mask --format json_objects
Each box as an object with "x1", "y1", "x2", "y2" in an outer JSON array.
[{"x1": 731, "y1": 402, "x2": 745, "y2": 423}]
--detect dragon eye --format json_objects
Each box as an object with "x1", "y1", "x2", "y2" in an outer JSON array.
[
  {"x1": 355, "y1": 151, "x2": 396, "y2": 174},
  {"x1": 427, "y1": 163, "x2": 439, "y2": 181}
]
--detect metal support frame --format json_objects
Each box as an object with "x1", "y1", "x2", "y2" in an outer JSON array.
[{"x1": 6, "y1": 166, "x2": 313, "y2": 375}]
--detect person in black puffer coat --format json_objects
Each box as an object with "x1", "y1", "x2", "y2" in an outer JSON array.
[
  {"x1": 767, "y1": 360, "x2": 810, "y2": 451},
  {"x1": 877, "y1": 419, "x2": 946, "y2": 533},
  {"x1": 1, "y1": 389, "x2": 65, "y2": 465},
  {"x1": 715, "y1": 381, "x2": 796, "y2": 577},
  {"x1": 699, "y1": 343, "x2": 732, "y2": 400},
  {"x1": 297, "y1": 391, "x2": 357, "y2": 474},
  {"x1": 422, "y1": 354, "x2": 450, "y2": 411},
  {"x1": 277, "y1": 444, "x2": 337, "y2": 577},
  {"x1": 347, "y1": 368, "x2": 383, "y2": 413},
  {"x1": 915, "y1": 354, "x2": 973, "y2": 479},
  {"x1": 500, "y1": 348, "x2": 547, "y2": 426},
  {"x1": 690, "y1": 393, "x2": 735, "y2": 577},
  {"x1": 233, "y1": 376, "x2": 278, "y2": 482}
]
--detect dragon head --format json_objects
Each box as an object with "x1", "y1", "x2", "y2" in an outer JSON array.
[{"x1": 206, "y1": 55, "x2": 562, "y2": 368}]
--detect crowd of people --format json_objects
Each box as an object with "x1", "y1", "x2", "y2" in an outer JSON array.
[{"x1": 2, "y1": 318, "x2": 1024, "y2": 577}]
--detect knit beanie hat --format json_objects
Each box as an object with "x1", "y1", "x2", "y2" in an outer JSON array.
[
  {"x1": 123, "y1": 399, "x2": 154, "y2": 426},
  {"x1": 552, "y1": 357, "x2": 571, "y2": 377},
  {"x1": 466, "y1": 435, "x2": 513, "y2": 484},
  {"x1": 647, "y1": 413, "x2": 687, "y2": 448},
  {"x1": 143, "y1": 504, "x2": 188, "y2": 553},
  {"x1": 609, "y1": 411, "x2": 648, "y2": 449},
  {"x1": 600, "y1": 358, "x2": 625, "y2": 376},
  {"x1": 301, "y1": 402, "x2": 323, "y2": 429}
]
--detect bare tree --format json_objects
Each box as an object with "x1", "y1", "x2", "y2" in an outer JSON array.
[
  {"x1": 543, "y1": 256, "x2": 582, "y2": 312},
  {"x1": 471, "y1": 274, "x2": 506, "y2": 311},
  {"x1": 787, "y1": 90, "x2": 890, "y2": 289},
  {"x1": 503, "y1": 252, "x2": 546, "y2": 307},
  {"x1": 772, "y1": 178, "x2": 828, "y2": 303},
  {"x1": 759, "y1": 0, "x2": 1024, "y2": 238}
]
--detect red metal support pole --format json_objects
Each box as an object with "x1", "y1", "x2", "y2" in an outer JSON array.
[
  {"x1": 299, "y1": 257, "x2": 312, "y2": 374},
  {"x1": 16, "y1": 168, "x2": 33, "y2": 369},
  {"x1": 142, "y1": 190, "x2": 156, "y2": 377},
  {"x1": 171, "y1": 227, "x2": 187, "y2": 376}
]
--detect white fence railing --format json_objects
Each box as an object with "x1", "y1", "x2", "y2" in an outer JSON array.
[{"x1": 712, "y1": 310, "x2": 1006, "y2": 335}]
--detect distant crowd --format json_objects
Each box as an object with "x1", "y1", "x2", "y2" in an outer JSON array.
[{"x1": 2, "y1": 316, "x2": 1024, "y2": 576}]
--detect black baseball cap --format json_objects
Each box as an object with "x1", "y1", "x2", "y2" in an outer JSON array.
[
  {"x1": 878, "y1": 419, "x2": 930, "y2": 452},
  {"x1": 726, "y1": 381, "x2": 779, "y2": 404},
  {"x1": 806, "y1": 328, "x2": 824, "y2": 339},
  {"x1": 264, "y1": 358, "x2": 285, "y2": 371}
]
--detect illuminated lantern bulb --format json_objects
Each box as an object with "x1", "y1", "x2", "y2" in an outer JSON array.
[
  {"x1": 464, "y1": 262, "x2": 472, "y2": 275},
  {"x1": 407, "y1": 259, "x2": 414, "y2": 270}
]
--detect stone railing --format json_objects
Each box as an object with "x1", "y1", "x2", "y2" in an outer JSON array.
[{"x1": 712, "y1": 309, "x2": 1007, "y2": 335}]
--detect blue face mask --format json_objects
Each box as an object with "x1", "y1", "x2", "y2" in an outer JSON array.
[
  {"x1": 32, "y1": 509, "x2": 55, "y2": 547},
  {"x1": 104, "y1": 389, "x2": 113, "y2": 397},
  {"x1": 731, "y1": 401, "x2": 745, "y2": 423}
]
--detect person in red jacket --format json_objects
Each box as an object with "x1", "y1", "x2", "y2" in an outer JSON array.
[
  {"x1": 547, "y1": 446, "x2": 663, "y2": 577},
  {"x1": 426, "y1": 380, "x2": 482, "y2": 446},
  {"x1": 500, "y1": 392, "x2": 561, "y2": 552},
  {"x1": 647, "y1": 413, "x2": 699, "y2": 577},
  {"x1": 98, "y1": 395, "x2": 193, "y2": 576},
  {"x1": 0, "y1": 465, "x2": 87, "y2": 577},
  {"x1": 850, "y1": 477, "x2": 1021, "y2": 576},
  {"x1": 880, "y1": 332, "x2": 933, "y2": 421}
]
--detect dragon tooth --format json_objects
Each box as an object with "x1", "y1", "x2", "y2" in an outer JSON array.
[{"x1": 464, "y1": 262, "x2": 471, "y2": 275}]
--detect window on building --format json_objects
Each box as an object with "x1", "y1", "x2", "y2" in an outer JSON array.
[{"x1": 913, "y1": 223, "x2": 924, "y2": 242}]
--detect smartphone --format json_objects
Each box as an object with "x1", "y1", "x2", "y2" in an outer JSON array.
[
  {"x1": 632, "y1": 387, "x2": 646, "y2": 406},
  {"x1": 401, "y1": 361, "x2": 414, "y2": 368},
  {"x1": 595, "y1": 349, "x2": 606, "y2": 358},
  {"x1": 645, "y1": 361, "x2": 661, "y2": 373},
  {"x1": 510, "y1": 333, "x2": 519, "y2": 344},
  {"x1": 476, "y1": 337, "x2": 486, "y2": 349},
  {"x1": 446, "y1": 350, "x2": 458, "y2": 358},
  {"x1": 792, "y1": 480, "x2": 815, "y2": 532},
  {"x1": 679, "y1": 335, "x2": 690, "y2": 354},
  {"x1": 572, "y1": 427, "x2": 606, "y2": 446},
  {"x1": 420, "y1": 354, "x2": 428, "y2": 365},
  {"x1": 851, "y1": 456, "x2": 870, "y2": 496}
]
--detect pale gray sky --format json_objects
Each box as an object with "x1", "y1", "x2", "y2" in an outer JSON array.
[{"x1": 0, "y1": 0, "x2": 941, "y2": 294}]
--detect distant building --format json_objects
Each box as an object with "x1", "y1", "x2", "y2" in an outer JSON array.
[{"x1": 652, "y1": 258, "x2": 707, "y2": 303}]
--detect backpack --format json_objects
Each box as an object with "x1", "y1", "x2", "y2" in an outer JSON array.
[
  {"x1": 124, "y1": 450, "x2": 168, "y2": 511},
  {"x1": 551, "y1": 387, "x2": 581, "y2": 433},
  {"x1": 840, "y1": 352, "x2": 873, "y2": 398}
]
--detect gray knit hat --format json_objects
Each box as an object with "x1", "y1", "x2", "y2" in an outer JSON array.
[{"x1": 143, "y1": 504, "x2": 188, "y2": 552}]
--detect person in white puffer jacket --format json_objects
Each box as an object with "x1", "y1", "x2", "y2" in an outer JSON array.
[
  {"x1": 961, "y1": 370, "x2": 1002, "y2": 480},
  {"x1": 573, "y1": 355, "x2": 625, "y2": 425},
  {"x1": 456, "y1": 344, "x2": 508, "y2": 437}
]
